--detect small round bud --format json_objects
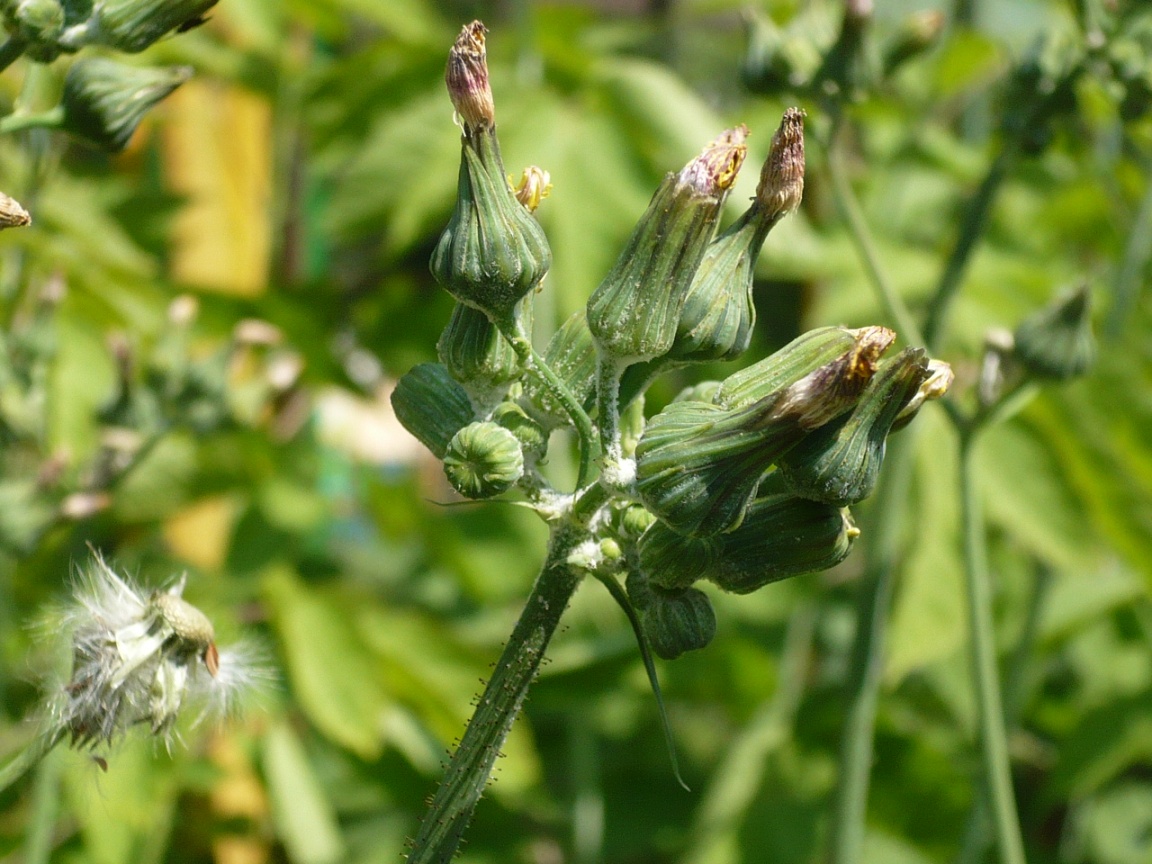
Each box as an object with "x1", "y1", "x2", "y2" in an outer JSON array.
[
  {"x1": 637, "y1": 583, "x2": 717, "y2": 661},
  {"x1": 443, "y1": 421, "x2": 524, "y2": 499},
  {"x1": 491, "y1": 401, "x2": 547, "y2": 458},
  {"x1": 438, "y1": 301, "x2": 526, "y2": 413},
  {"x1": 6, "y1": 0, "x2": 65, "y2": 61}
]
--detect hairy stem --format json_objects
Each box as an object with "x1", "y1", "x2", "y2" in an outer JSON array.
[
  {"x1": 595, "y1": 353, "x2": 623, "y2": 464},
  {"x1": 827, "y1": 432, "x2": 918, "y2": 864},
  {"x1": 958, "y1": 428, "x2": 1027, "y2": 864},
  {"x1": 503, "y1": 321, "x2": 598, "y2": 489},
  {"x1": 405, "y1": 530, "x2": 584, "y2": 863}
]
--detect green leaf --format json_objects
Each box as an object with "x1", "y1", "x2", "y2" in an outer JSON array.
[
  {"x1": 262, "y1": 567, "x2": 387, "y2": 758},
  {"x1": 263, "y1": 720, "x2": 346, "y2": 864}
]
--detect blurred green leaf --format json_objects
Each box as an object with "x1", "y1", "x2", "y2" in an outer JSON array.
[{"x1": 264, "y1": 720, "x2": 346, "y2": 864}]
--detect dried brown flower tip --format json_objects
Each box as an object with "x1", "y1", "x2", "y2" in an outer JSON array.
[
  {"x1": 756, "y1": 107, "x2": 805, "y2": 221},
  {"x1": 679, "y1": 124, "x2": 750, "y2": 195},
  {"x1": 447, "y1": 20, "x2": 494, "y2": 131},
  {"x1": 0, "y1": 191, "x2": 31, "y2": 229}
]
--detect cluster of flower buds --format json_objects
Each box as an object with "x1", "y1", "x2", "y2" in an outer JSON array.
[
  {"x1": 52, "y1": 554, "x2": 256, "y2": 749},
  {"x1": 393, "y1": 20, "x2": 953, "y2": 662},
  {"x1": 0, "y1": 0, "x2": 216, "y2": 59}
]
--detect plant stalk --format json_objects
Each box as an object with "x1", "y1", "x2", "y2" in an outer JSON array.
[
  {"x1": 0, "y1": 727, "x2": 62, "y2": 794},
  {"x1": 0, "y1": 106, "x2": 64, "y2": 136},
  {"x1": 405, "y1": 530, "x2": 584, "y2": 863},
  {"x1": 827, "y1": 431, "x2": 917, "y2": 864},
  {"x1": 958, "y1": 428, "x2": 1027, "y2": 864}
]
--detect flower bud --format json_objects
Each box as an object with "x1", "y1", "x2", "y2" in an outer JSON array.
[
  {"x1": 716, "y1": 325, "x2": 895, "y2": 409},
  {"x1": 636, "y1": 333, "x2": 891, "y2": 536},
  {"x1": 438, "y1": 301, "x2": 526, "y2": 413},
  {"x1": 86, "y1": 0, "x2": 217, "y2": 53},
  {"x1": 775, "y1": 347, "x2": 933, "y2": 505},
  {"x1": 637, "y1": 518, "x2": 719, "y2": 590},
  {"x1": 1012, "y1": 284, "x2": 1095, "y2": 380},
  {"x1": 619, "y1": 504, "x2": 656, "y2": 539},
  {"x1": 627, "y1": 572, "x2": 716, "y2": 661},
  {"x1": 430, "y1": 23, "x2": 551, "y2": 324},
  {"x1": 586, "y1": 126, "x2": 748, "y2": 363},
  {"x1": 5, "y1": 0, "x2": 65, "y2": 61},
  {"x1": 491, "y1": 400, "x2": 547, "y2": 459},
  {"x1": 669, "y1": 110, "x2": 805, "y2": 364},
  {"x1": 443, "y1": 421, "x2": 524, "y2": 499},
  {"x1": 706, "y1": 493, "x2": 858, "y2": 594},
  {"x1": 390, "y1": 363, "x2": 475, "y2": 459},
  {"x1": 892, "y1": 358, "x2": 953, "y2": 431},
  {"x1": 520, "y1": 310, "x2": 597, "y2": 430},
  {"x1": 61, "y1": 58, "x2": 191, "y2": 152}
]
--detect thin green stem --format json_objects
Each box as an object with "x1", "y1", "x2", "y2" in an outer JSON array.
[
  {"x1": 23, "y1": 744, "x2": 63, "y2": 864},
  {"x1": 923, "y1": 145, "x2": 1016, "y2": 351},
  {"x1": 1105, "y1": 151, "x2": 1152, "y2": 338},
  {"x1": 405, "y1": 530, "x2": 584, "y2": 864},
  {"x1": 828, "y1": 431, "x2": 918, "y2": 864},
  {"x1": 824, "y1": 128, "x2": 925, "y2": 347},
  {"x1": 0, "y1": 106, "x2": 64, "y2": 136},
  {"x1": 958, "y1": 429, "x2": 1027, "y2": 864},
  {"x1": 956, "y1": 563, "x2": 1052, "y2": 864},
  {"x1": 0, "y1": 727, "x2": 62, "y2": 794},
  {"x1": 0, "y1": 37, "x2": 26, "y2": 74},
  {"x1": 502, "y1": 321, "x2": 598, "y2": 489}
]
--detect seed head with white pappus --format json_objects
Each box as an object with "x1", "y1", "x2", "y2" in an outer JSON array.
[{"x1": 52, "y1": 555, "x2": 261, "y2": 750}]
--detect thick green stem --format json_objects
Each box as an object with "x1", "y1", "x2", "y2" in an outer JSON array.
[
  {"x1": 405, "y1": 531, "x2": 584, "y2": 864},
  {"x1": 958, "y1": 429, "x2": 1027, "y2": 864},
  {"x1": 827, "y1": 432, "x2": 918, "y2": 864},
  {"x1": 503, "y1": 322, "x2": 598, "y2": 489},
  {"x1": 825, "y1": 131, "x2": 924, "y2": 347},
  {"x1": 0, "y1": 106, "x2": 64, "y2": 136},
  {"x1": 0, "y1": 727, "x2": 62, "y2": 794},
  {"x1": 923, "y1": 145, "x2": 1016, "y2": 351},
  {"x1": 595, "y1": 353, "x2": 623, "y2": 464}
]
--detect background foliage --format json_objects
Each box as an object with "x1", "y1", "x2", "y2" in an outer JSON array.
[{"x1": 1, "y1": 0, "x2": 1151, "y2": 862}]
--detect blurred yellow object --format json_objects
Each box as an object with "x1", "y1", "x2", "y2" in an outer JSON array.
[
  {"x1": 163, "y1": 78, "x2": 271, "y2": 295},
  {"x1": 163, "y1": 494, "x2": 238, "y2": 570}
]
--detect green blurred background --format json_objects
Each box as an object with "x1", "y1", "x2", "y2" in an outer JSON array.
[{"x1": 1, "y1": 0, "x2": 1152, "y2": 862}]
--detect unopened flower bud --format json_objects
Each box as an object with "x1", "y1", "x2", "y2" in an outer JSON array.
[
  {"x1": 491, "y1": 401, "x2": 547, "y2": 458},
  {"x1": 86, "y1": 0, "x2": 217, "y2": 53},
  {"x1": 438, "y1": 301, "x2": 527, "y2": 413},
  {"x1": 0, "y1": 190, "x2": 31, "y2": 229},
  {"x1": 1012, "y1": 284, "x2": 1095, "y2": 380},
  {"x1": 391, "y1": 363, "x2": 475, "y2": 459},
  {"x1": 443, "y1": 421, "x2": 524, "y2": 499},
  {"x1": 638, "y1": 519, "x2": 720, "y2": 590},
  {"x1": 776, "y1": 347, "x2": 933, "y2": 505},
  {"x1": 636, "y1": 331, "x2": 892, "y2": 536},
  {"x1": 626, "y1": 572, "x2": 716, "y2": 661},
  {"x1": 512, "y1": 166, "x2": 551, "y2": 213},
  {"x1": 716, "y1": 325, "x2": 894, "y2": 409},
  {"x1": 706, "y1": 493, "x2": 858, "y2": 594},
  {"x1": 61, "y1": 58, "x2": 191, "y2": 151},
  {"x1": 586, "y1": 126, "x2": 748, "y2": 363},
  {"x1": 619, "y1": 504, "x2": 656, "y2": 539},
  {"x1": 669, "y1": 110, "x2": 805, "y2": 365},
  {"x1": 520, "y1": 310, "x2": 597, "y2": 430},
  {"x1": 431, "y1": 25, "x2": 551, "y2": 324},
  {"x1": 892, "y1": 358, "x2": 953, "y2": 431},
  {"x1": 5, "y1": 0, "x2": 64, "y2": 61}
]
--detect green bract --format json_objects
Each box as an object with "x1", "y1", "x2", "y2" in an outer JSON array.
[
  {"x1": 60, "y1": 58, "x2": 190, "y2": 151},
  {"x1": 1012, "y1": 284, "x2": 1096, "y2": 381},
  {"x1": 88, "y1": 0, "x2": 216, "y2": 52},
  {"x1": 438, "y1": 301, "x2": 526, "y2": 412},
  {"x1": 391, "y1": 363, "x2": 475, "y2": 460}
]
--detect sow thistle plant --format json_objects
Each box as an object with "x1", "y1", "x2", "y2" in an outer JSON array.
[{"x1": 391, "y1": 21, "x2": 953, "y2": 862}]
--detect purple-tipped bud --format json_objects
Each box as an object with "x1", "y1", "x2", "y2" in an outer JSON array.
[{"x1": 446, "y1": 21, "x2": 495, "y2": 132}]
